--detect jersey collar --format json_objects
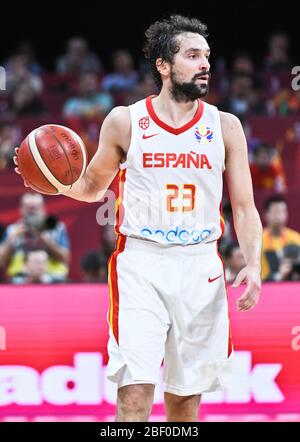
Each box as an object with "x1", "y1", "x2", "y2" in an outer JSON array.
[{"x1": 146, "y1": 95, "x2": 204, "y2": 136}]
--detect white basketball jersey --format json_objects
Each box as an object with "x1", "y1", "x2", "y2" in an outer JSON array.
[{"x1": 115, "y1": 95, "x2": 226, "y2": 245}]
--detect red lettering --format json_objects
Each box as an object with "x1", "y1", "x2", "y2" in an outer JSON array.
[
  {"x1": 173, "y1": 153, "x2": 186, "y2": 168},
  {"x1": 166, "y1": 153, "x2": 177, "y2": 167},
  {"x1": 200, "y1": 154, "x2": 212, "y2": 169},
  {"x1": 187, "y1": 152, "x2": 200, "y2": 168},
  {"x1": 154, "y1": 152, "x2": 165, "y2": 167},
  {"x1": 143, "y1": 153, "x2": 153, "y2": 167},
  {"x1": 142, "y1": 152, "x2": 213, "y2": 169}
]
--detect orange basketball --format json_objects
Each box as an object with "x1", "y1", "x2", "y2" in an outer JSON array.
[{"x1": 17, "y1": 124, "x2": 87, "y2": 194}]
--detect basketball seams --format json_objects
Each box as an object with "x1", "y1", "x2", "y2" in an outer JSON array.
[
  {"x1": 26, "y1": 177, "x2": 58, "y2": 194},
  {"x1": 42, "y1": 126, "x2": 74, "y2": 186},
  {"x1": 68, "y1": 129, "x2": 87, "y2": 182},
  {"x1": 28, "y1": 130, "x2": 71, "y2": 192},
  {"x1": 45, "y1": 124, "x2": 87, "y2": 185},
  {"x1": 24, "y1": 124, "x2": 86, "y2": 193},
  {"x1": 25, "y1": 135, "x2": 58, "y2": 194}
]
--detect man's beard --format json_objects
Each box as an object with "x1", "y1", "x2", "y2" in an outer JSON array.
[{"x1": 169, "y1": 68, "x2": 210, "y2": 102}]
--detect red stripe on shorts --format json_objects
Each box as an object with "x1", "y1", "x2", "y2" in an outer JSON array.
[
  {"x1": 108, "y1": 234, "x2": 126, "y2": 345},
  {"x1": 216, "y1": 242, "x2": 233, "y2": 358},
  {"x1": 108, "y1": 167, "x2": 127, "y2": 344}
]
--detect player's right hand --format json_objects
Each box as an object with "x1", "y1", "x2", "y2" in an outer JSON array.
[{"x1": 13, "y1": 147, "x2": 29, "y2": 188}]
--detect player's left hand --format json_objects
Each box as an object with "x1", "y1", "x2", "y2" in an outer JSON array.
[{"x1": 232, "y1": 265, "x2": 261, "y2": 312}]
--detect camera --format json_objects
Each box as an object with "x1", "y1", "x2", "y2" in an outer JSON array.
[{"x1": 292, "y1": 261, "x2": 300, "y2": 275}]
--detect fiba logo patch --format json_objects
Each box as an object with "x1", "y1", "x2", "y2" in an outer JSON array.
[
  {"x1": 139, "y1": 117, "x2": 149, "y2": 130},
  {"x1": 195, "y1": 125, "x2": 213, "y2": 144}
]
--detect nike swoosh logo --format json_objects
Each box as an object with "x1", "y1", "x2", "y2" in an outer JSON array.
[
  {"x1": 208, "y1": 274, "x2": 223, "y2": 283},
  {"x1": 142, "y1": 133, "x2": 159, "y2": 139}
]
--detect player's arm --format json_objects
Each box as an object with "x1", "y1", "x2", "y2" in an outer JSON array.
[
  {"x1": 63, "y1": 106, "x2": 130, "y2": 202},
  {"x1": 220, "y1": 111, "x2": 262, "y2": 311}
]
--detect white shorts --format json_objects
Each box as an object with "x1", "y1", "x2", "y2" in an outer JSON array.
[{"x1": 106, "y1": 236, "x2": 233, "y2": 396}]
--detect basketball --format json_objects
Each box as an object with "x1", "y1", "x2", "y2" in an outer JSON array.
[{"x1": 17, "y1": 124, "x2": 88, "y2": 194}]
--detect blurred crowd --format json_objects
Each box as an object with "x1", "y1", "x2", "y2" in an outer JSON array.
[
  {"x1": 1, "y1": 191, "x2": 299, "y2": 284},
  {"x1": 219, "y1": 195, "x2": 300, "y2": 283},
  {"x1": 0, "y1": 33, "x2": 300, "y2": 284}
]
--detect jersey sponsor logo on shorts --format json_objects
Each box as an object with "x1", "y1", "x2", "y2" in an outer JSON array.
[
  {"x1": 140, "y1": 226, "x2": 212, "y2": 244},
  {"x1": 195, "y1": 125, "x2": 214, "y2": 144},
  {"x1": 143, "y1": 151, "x2": 212, "y2": 169},
  {"x1": 139, "y1": 116, "x2": 149, "y2": 130},
  {"x1": 208, "y1": 274, "x2": 222, "y2": 283},
  {"x1": 142, "y1": 133, "x2": 159, "y2": 140}
]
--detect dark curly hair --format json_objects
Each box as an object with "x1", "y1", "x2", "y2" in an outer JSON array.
[{"x1": 143, "y1": 14, "x2": 208, "y2": 89}]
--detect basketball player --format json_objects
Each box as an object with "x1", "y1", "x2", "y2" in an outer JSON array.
[{"x1": 15, "y1": 15, "x2": 262, "y2": 422}]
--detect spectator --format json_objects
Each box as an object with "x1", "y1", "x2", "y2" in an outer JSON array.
[
  {"x1": 123, "y1": 72, "x2": 158, "y2": 105},
  {"x1": 63, "y1": 72, "x2": 113, "y2": 119},
  {"x1": 271, "y1": 89, "x2": 300, "y2": 116},
  {"x1": 5, "y1": 42, "x2": 43, "y2": 75},
  {"x1": 5, "y1": 54, "x2": 43, "y2": 94},
  {"x1": 250, "y1": 142, "x2": 286, "y2": 192},
  {"x1": 223, "y1": 242, "x2": 246, "y2": 284},
  {"x1": 0, "y1": 193, "x2": 70, "y2": 282},
  {"x1": 102, "y1": 49, "x2": 138, "y2": 93},
  {"x1": 270, "y1": 245, "x2": 300, "y2": 281},
  {"x1": 242, "y1": 120, "x2": 261, "y2": 159},
  {"x1": 231, "y1": 52, "x2": 262, "y2": 91},
  {"x1": 9, "y1": 82, "x2": 45, "y2": 117},
  {"x1": 264, "y1": 32, "x2": 291, "y2": 71},
  {"x1": 11, "y1": 248, "x2": 60, "y2": 284},
  {"x1": 232, "y1": 52, "x2": 255, "y2": 77},
  {"x1": 220, "y1": 74, "x2": 265, "y2": 118},
  {"x1": 261, "y1": 195, "x2": 300, "y2": 281},
  {"x1": 80, "y1": 251, "x2": 107, "y2": 282},
  {"x1": 56, "y1": 37, "x2": 102, "y2": 76},
  {"x1": 0, "y1": 123, "x2": 21, "y2": 170}
]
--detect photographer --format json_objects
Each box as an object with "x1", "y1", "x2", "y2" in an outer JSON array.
[
  {"x1": 12, "y1": 248, "x2": 60, "y2": 284},
  {"x1": 270, "y1": 245, "x2": 300, "y2": 282},
  {"x1": 261, "y1": 195, "x2": 300, "y2": 281},
  {"x1": 0, "y1": 193, "x2": 70, "y2": 282}
]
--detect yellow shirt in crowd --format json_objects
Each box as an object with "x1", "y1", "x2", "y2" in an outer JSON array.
[{"x1": 261, "y1": 227, "x2": 300, "y2": 280}]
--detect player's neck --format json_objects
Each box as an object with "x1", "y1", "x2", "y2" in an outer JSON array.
[{"x1": 152, "y1": 89, "x2": 199, "y2": 128}]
